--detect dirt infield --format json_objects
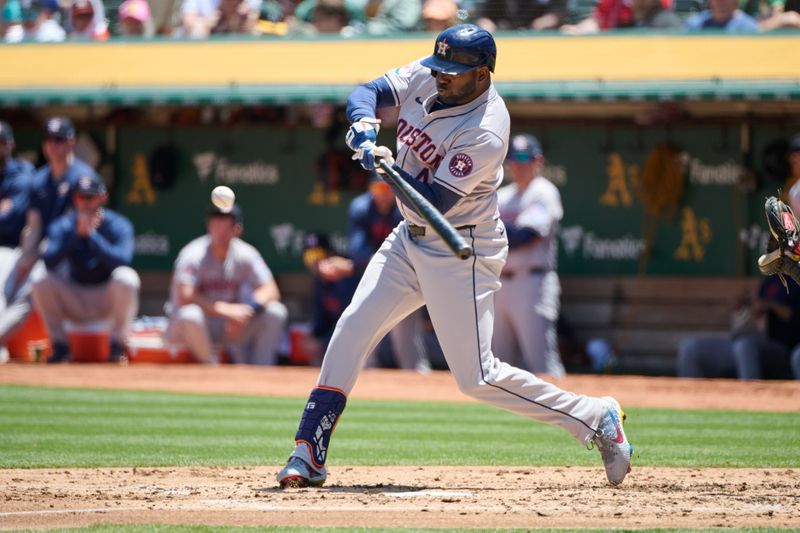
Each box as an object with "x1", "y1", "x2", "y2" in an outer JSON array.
[{"x1": 2, "y1": 365, "x2": 799, "y2": 530}]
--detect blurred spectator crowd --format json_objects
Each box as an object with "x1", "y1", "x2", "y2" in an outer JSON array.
[{"x1": 0, "y1": 0, "x2": 798, "y2": 43}]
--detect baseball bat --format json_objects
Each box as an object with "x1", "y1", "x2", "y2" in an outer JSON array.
[{"x1": 378, "y1": 160, "x2": 472, "y2": 260}]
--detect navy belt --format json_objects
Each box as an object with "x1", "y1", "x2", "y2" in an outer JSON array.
[{"x1": 407, "y1": 224, "x2": 474, "y2": 237}]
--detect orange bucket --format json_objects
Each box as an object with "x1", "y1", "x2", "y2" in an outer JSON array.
[
  {"x1": 288, "y1": 323, "x2": 313, "y2": 366},
  {"x1": 126, "y1": 330, "x2": 194, "y2": 364},
  {"x1": 65, "y1": 320, "x2": 111, "y2": 363},
  {"x1": 6, "y1": 309, "x2": 51, "y2": 363},
  {"x1": 128, "y1": 346, "x2": 194, "y2": 364}
]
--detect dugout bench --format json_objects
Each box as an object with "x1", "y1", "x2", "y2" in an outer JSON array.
[
  {"x1": 139, "y1": 271, "x2": 760, "y2": 375},
  {"x1": 560, "y1": 276, "x2": 761, "y2": 376}
]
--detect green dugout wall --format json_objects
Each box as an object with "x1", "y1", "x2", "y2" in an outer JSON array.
[{"x1": 95, "y1": 122, "x2": 792, "y2": 276}]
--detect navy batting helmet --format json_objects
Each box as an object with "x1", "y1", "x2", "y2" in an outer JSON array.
[{"x1": 420, "y1": 24, "x2": 496, "y2": 75}]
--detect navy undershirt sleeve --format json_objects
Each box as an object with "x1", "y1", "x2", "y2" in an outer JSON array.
[
  {"x1": 42, "y1": 216, "x2": 79, "y2": 270},
  {"x1": 86, "y1": 214, "x2": 134, "y2": 270},
  {"x1": 383, "y1": 165, "x2": 461, "y2": 215},
  {"x1": 504, "y1": 222, "x2": 540, "y2": 247},
  {"x1": 346, "y1": 77, "x2": 397, "y2": 123}
]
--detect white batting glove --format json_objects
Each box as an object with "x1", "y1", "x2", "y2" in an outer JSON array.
[
  {"x1": 372, "y1": 145, "x2": 394, "y2": 173},
  {"x1": 345, "y1": 118, "x2": 381, "y2": 152}
]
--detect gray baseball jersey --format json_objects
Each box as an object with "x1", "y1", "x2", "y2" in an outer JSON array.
[
  {"x1": 497, "y1": 176, "x2": 563, "y2": 273},
  {"x1": 384, "y1": 59, "x2": 508, "y2": 228},
  {"x1": 307, "y1": 61, "x2": 607, "y2": 451},
  {"x1": 169, "y1": 235, "x2": 273, "y2": 314}
]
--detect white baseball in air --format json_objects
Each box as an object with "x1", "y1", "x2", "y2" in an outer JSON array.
[{"x1": 211, "y1": 186, "x2": 235, "y2": 211}]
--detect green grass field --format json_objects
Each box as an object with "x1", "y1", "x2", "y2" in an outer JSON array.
[
  {"x1": 1, "y1": 384, "x2": 799, "y2": 469},
  {"x1": 3, "y1": 384, "x2": 799, "y2": 533}
]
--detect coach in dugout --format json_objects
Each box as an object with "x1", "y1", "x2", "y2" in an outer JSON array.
[
  {"x1": 31, "y1": 172, "x2": 140, "y2": 363},
  {"x1": 166, "y1": 202, "x2": 288, "y2": 365}
]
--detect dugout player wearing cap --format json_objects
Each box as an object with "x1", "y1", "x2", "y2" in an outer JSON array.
[
  {"x1": 276, "y1": 24, "x2": 632, "y2": 489},
  {"x1": 0, "y1": 121, "x2": 37, "y2": 360},
  {"x1": 494, "y1": 134, "x2": 565, "y2": 377},
  {"x1": 31, "y1": 172, "x2": 140, "y2": 363},
  {"x1": 301, "y1": 232, "x2": 358, "y2": 363},
  {"x1": 166, "y1": 203, "x2": 288, "y2": 365},
  {"x1": 25, "y1": 117, "x2": 96, "y2": 247}
]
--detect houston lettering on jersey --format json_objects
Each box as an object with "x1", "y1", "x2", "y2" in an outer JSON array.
[{"x1": 396, "y1": 118, "x2": 443, "y2": 171}]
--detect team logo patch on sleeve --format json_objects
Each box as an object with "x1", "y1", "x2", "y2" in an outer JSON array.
[
  {"x1": 448, "y1": 153, "x2": 473, "y2": 177},
  {"x1": 392, "y1": 63, "x2": 414, "y2": 77}
]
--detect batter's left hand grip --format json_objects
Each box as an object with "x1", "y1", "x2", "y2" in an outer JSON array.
[{"x1": 378, "y1": 160, "x2": 472, "y2": 260}]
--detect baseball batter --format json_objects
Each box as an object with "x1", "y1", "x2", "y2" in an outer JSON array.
[
  {"x1": 494, "y1": 134, "x2": 565, "y2": 377},
  {"x1": 277, "y1": 24, "x2": 632, "y2": 488}
]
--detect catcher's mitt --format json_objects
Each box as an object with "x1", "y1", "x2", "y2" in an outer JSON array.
[{"x1": 758, "y1": 196, "x2": 800, "y2": 288}]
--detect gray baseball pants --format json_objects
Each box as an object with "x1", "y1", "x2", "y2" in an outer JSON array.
[
  {"x1": 493, "y1": 270, "x2": 565, "y2": 377},
  {"x1": 677, "y1": 333, "x2": 792, "y2": 380},
  {"x1": 167, "y1": 301, "x2": 288, "y2": 365},
  {"x1": 367, "y1": 307, "x2": 431, "y2": 372},
  {"x1": 31, "y1": 266, "x2": 140, "y2": 345}
]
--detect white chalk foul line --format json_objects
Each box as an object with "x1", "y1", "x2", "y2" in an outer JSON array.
[
  {"x1": 0, "y1": 507, "x2": 145, "y2": 517},
  {"x1": 199, "y1": 499, "x2": 486, "y2": 512},
  {"x1": 0, "y1": 492, "x2": 482, "y2": 518},
  {"x1": 383, "y1": 490, "x2": 471, "y2": 498}
]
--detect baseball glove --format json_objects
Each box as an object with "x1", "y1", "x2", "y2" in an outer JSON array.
[{"x1": 758, "y1": 196, "x2": 800, "y2": 288}]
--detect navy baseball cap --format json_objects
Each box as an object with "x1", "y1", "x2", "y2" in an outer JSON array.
[
  {"x1": 44, "y1": 116, "x2": 75, "y2": 140},
  {"x1": 75, "y1": 173, "x2": 107, "y2": 196},
  {"x1": 208, "y1": 203, "x2": 243, "y2": 223},
  {"x1": 0, "y1": 121, "x2": 13, "y2": 142},
  {"x1": 507, "y1": 134, "x2": 543, "y2": 163},
  {"x1": 789, "y1": 134, "x2": 800, "y2": 154}
]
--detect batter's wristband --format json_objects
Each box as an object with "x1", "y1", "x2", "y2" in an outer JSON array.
[{"x1": 246, "y1": 297, "x2": 265, "y2": 315}]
